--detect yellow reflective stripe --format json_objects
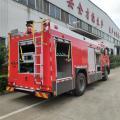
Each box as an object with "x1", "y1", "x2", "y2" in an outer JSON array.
[
  {"x1": 35, "y1": 92, "x2": 42, "y2": 98},
  {"x1": 68, "y1": 45, "x2": 70, "y2": 59},
  {"x1": 6, "y1": 86, "x2": 10, "y2": 91},
  {"x1": 35, "y1": 92, "x2": 48, "y2": 99},
  {"x1": 6, "y1": 87, "x2": 14, "y2": 92},
  {"x1": 10, "y1": 87, "x2": 14, "y2": 92},
  {"x1": 32, "y1": 23, "x2": 35, "y2": 44},
  {"x1": 42, "y1": 93, "x2": 48, "y2": 99},
  {"x1": 20, "y1": 46, "x2": 23, "y2": 61}
]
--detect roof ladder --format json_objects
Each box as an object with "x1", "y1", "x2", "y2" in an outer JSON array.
[{"x1": 33, "y1": 19, "x2": 47, "y2": 85}]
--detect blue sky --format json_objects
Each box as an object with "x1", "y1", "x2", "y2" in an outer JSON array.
[{"x1": 90, "y1": 0, "x2": 120, "y2": 29}]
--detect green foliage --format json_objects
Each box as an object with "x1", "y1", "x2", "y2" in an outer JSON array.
[
  {"x1": 110, "y1": 55, "x2": 120, "y2": 69},
  {"x1": 0, "y1": 44, "x2": 8, "y2": 76},
  {"x1": 0, "y1": 44, "x2": 7, "y2": 92},
  {"x1": 0, "y1": 75, "x2": 7, "y2": 92}
]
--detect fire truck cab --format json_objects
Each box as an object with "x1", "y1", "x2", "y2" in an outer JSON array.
[{"x1": 7, "y1": 19, "x2": 110, "y2": 98}]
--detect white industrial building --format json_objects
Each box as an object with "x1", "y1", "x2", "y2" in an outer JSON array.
[{"x1": 0, "y1": 0, "x2": 120, "y2": 55}]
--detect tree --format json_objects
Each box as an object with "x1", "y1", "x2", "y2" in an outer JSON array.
[{"x1": 0, "y1": 44, "x2": 7, "y2": 72}]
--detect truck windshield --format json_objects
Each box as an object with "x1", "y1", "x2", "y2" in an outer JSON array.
[{"x1": 19, "y1": 40, "x2": 35, "y2": 73}]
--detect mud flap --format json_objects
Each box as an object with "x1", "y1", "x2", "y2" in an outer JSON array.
[{"x1": 35, "y1": 91, "x2": 50, "y2": 99}]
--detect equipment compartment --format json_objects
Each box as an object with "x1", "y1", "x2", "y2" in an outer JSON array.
[
  {"x1": 19, "y1": 40, "x2": 35, "y2": 73},
  {"x1": 56, "y1": 39, "x2": 72, "y2": 79}
]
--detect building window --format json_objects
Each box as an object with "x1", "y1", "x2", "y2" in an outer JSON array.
[
  {"x1": 106, "y1": 34, "x2": 109, "y2": 41},
  {"x1": 56, "y1": 7, "x2": 61, "y2": 20},
  {"x1": 92, "y1": 27, "x2": 97, "y2": 35},
  {"x1": 49, "y1": 4, "x2": 56, "y2": 18},
  {"x1": 117, "y1": 40, "x2": 119, "y2": 45},
  {"x1": 109, "y1": 37, "x2": 112, "y2": 43},
  {"x1": 113, "y1": 38, "x2": 115, "y2": 44},
  {"x1": 97, "y1": 30, "x2": 101, "y2": 37},
  {"x1": 43, "y1": 0, "x2": 49, "y2": 15},
  {"x1": 88, "y1": 24, "x2": 92, "y2": 33},
  {"x1": 61, "y1": 10, "x2": 69, "y2": 23},
  {"x1": 49, "y1": 4, "x2": 61, "y2": 20},
  {"x1": 36, "y1": 0, "x2": 43, "y2": 12},
  {"x1": 28, "y1": 0, "x2": 35, "y2": 9},
  {"x1": 69, "y1": 14, "x2": 77, "y2": 27},
  {"x1": 81, "y1": 21, "x2": 89, "y2": 31},
  {"x1": 101, "y1": 31, "x2": 104, "y2": 38},
  {"x1": 104, "y1": 33, "x2": 109, "y2": 40},
  {"x1": 77, "y1": 19, "x2": 82, "y2": 28},
  {"x1": 18, "y1": 0, "x2": 28, "y2": 5},
  {"x1": 110, "y1": 37, "x2": 114, "y2": 43},
  {"x1": 108, "y1": 35, "x2": 110, "y2": 42}
]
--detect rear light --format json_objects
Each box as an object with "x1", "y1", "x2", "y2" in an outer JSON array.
[
  {"x1": 8, "y1": 81, "x2": 15, "y2": 86},
  {"x1": 8, "y1": 82, "x2": 12, "y2": 86}
]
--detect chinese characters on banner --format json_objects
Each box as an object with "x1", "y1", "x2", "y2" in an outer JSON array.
[
  {"x1": 109, "y1": 27, "x2": 120, "y2": 39},
  {"x1": 67, "y1": 0, "x2": 120, "y2": 39},
  {"x1": 67, "y1": 0, "x2": 74, "y2": 9},
  {"x1": 67, "y1": 0, "x2": 103, "y2": 28}
]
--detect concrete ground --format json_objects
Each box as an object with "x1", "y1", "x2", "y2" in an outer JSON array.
[{"x1": 0, "y1": 67, "x2": 120, "y2": 120}]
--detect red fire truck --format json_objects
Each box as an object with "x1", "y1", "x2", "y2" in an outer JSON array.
[{"x1": 6, "y1": 19, "x2": 110, "y2": 99}]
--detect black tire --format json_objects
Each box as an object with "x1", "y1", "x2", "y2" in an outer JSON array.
[
  {"x1": 102, "y1": 67, "x2": 108, "y2": 81},
  {"x1": 74, "y1": 73, "x2": 86, "y2": 96}
]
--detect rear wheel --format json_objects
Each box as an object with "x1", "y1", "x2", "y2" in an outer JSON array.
[{"x1": 74, "y1": 73, "x2": 86, "y2": 96}]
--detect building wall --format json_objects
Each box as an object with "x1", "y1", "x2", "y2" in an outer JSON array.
[
  {"x1": 0, "y1": 0, "x2": 67, "y2": 36},
  {"x1": 49, "y1": 0, "x2": 120, "y2": 37},
  {"x1": 0, "y1": 0, "x2": 120, "y2": 54},
  {"x1": 0, "y1": 0, "x2": 8, "y2": 37}
]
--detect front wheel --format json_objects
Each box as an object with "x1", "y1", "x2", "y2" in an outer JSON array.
[{"x1": 74, "y1": 73, "x2": 86, "y2": 96}]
